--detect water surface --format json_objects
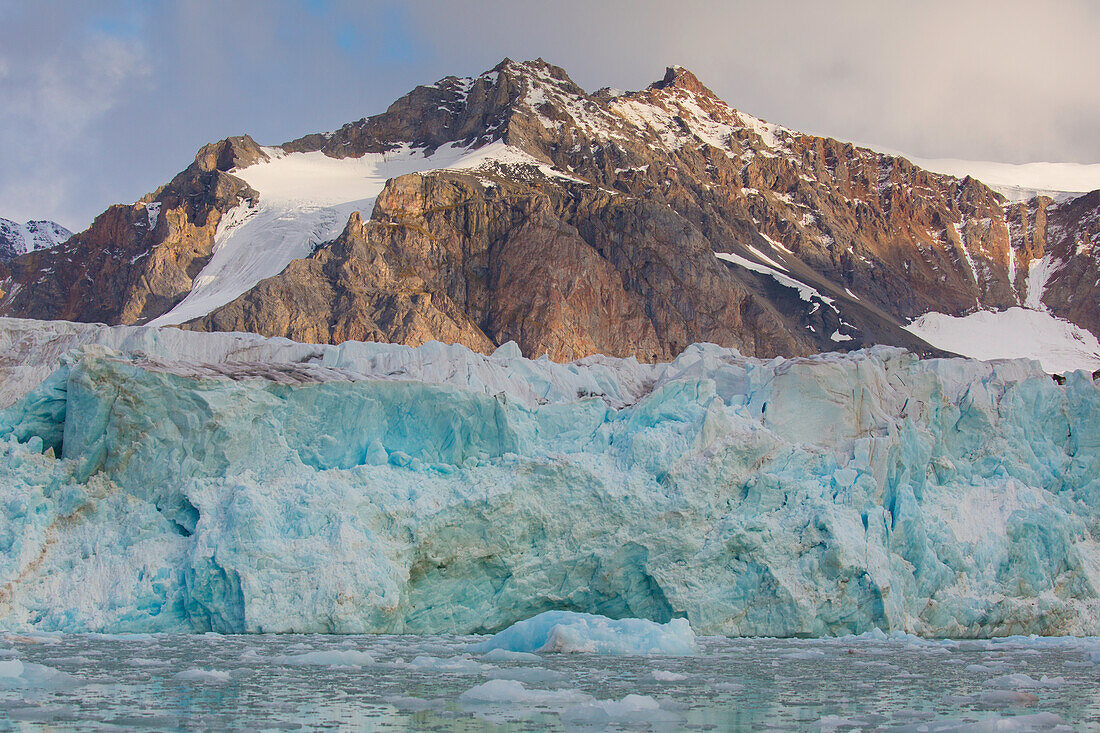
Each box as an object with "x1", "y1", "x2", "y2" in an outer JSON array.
[{"x1": 0, "y1": 632, "x2": 1096, "y2": 730}]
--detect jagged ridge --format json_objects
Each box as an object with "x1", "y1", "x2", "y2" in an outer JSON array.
[{"x1": 2, "y1": 59, "x2": 1097, "y2": 366}]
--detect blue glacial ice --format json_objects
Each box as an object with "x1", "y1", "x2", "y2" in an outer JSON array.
[
  {"x1": 0, "y1": 317, "x2": 1098, "y2": 636},
  {"x1": 472, "y1": 611, "x2": 697, "y2": 655}
]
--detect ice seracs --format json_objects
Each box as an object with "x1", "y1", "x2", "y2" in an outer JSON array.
[{"x1": 0, "y1": 320, "x2": 1098, "y2": 637}]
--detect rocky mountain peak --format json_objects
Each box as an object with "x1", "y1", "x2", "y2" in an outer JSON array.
[
  {"x1": 0, "y1": 218, "x2": 72, "y2": 262},
  {"x1": 194, "y1": 135, "x2": 268, "y2": 173},
  {"x1": 4, "y1": 59, "x2": 1099, "y2": 370},
  {"x1": 650, "y1": 65, "x2": 717, "y2": 99},
  {"x1": 493, "y1": 57, "x2": 579, "y2": 89}
]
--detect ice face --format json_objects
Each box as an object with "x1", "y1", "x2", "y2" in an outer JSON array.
[{"x1": 0, "y1": 320, "x2": 1099, "y2": 636}]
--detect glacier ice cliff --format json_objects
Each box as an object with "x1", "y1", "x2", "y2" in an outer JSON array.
[{"x1": 0, "y1": 317, "x2": 1098, "y2": 637}]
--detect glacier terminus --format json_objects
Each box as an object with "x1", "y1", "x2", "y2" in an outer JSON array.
[{"x1": 0, "y1": 317, "x2": 1097, "y2": 638}]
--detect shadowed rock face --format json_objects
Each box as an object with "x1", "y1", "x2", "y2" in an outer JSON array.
[
  {"x1": 1007, "y1": 190, "x2": 1100, "y2": 339},
  {"x1": 2, "y1": 59, "x2": 1097, "y2": 362}
]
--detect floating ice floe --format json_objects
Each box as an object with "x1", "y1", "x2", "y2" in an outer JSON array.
[
  {"x1": 0, "y1": 659, "x2": 81, "y2": 688},
  {"x1": 471, "y1": 611, "x2": 698, "y2": 656}
]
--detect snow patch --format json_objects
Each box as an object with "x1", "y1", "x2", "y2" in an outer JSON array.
[
  {"x1": 715, "y1": 251, "x2": 837, "y2": 309},
  {"x1": 1025, "y1": 255, "x2": 1061, "y2": 310},
  {"x1": 144, "y1": 202, "x2": 161, "y2": 230}
]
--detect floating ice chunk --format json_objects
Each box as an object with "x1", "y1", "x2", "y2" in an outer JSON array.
[
  {"x1": 487, "y1": 667, "x2": 567, "y2": 684},
  {"x1": 406, "y1": 655, "x2": 491, "y2": 674},
  {"x1": 986, "y1": 673, "x2": 1067, "y2": 689},
  {"x1": 458, "y1": 679, "x2": 592, "y2": 706},
  {"x1": 783, "y1": 649, "x2": 827, "y2": 660},
  {"x1": 270, "y1": 650, "x2": 376, "y2": 667},
  {"x1": 815, "y1": 716, "x2": 868, "y2": 733},
  {"x1": 560, "y1": 694, "x2": 681, "y2": 727},
  {"x1": 173, "y1": 668, "x2": 232, "y2": 683},
  {"x1": 384, "y1": 695, "x2": 446, "y2": 711},
  {"x1": 480, "y1": 648, "x2": 541, "y2": 663},
  {"x1": 4, "y1": 703, "x2": 79, "y2": 722},
  {"x1": 650, "y1": 669, "x2": 688, "y2": 682},
  {"x1": 129, "y1": 657, "x2": 171, "y2": 667},
  {"x1": 0, "y1": 659, "x2": 81, "y2": 688},
  {"x1": 472, "y1": 612, "x2": 697, "y2": 656},
  {"x1": 976, "y1": 689, "x2": 1040, "y2": 706}
]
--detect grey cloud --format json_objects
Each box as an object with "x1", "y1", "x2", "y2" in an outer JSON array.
[{"x1": 1, "y1": 0, "x2": 1097, "y2": 231}]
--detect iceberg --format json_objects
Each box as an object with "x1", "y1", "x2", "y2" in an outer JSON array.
[
  {"x1": 471, "y1": 611, "x2": 698, "y2": 655},
  {"x1": 0, "y1": 318, "x2": 1099, "y2": 637}
]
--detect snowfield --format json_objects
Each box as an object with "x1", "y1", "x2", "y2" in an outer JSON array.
[
  {"x1": 904, "y1": 307, "x2": 1100, "y2": 374},
  {"x1": 0, "y1": 319, "x2": 1098, "y2": 637}
]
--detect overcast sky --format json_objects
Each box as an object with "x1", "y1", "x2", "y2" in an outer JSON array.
[{"x1": 2, "y1": 0, "x2": 1098, "y2": 231}]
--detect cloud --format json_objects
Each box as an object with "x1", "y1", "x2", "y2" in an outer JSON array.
[
  {"x1": 0, "y1": 5, "x2": 150, "y2": 227},
  {"x1": 400, "y1": 0, "x2": 1100, "y2": 164},
  {"x1": 1, "y1": 0, "x2": 1098, "y2": 231}
]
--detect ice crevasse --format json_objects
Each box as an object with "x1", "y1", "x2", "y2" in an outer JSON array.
[{"x1": 0, "y1": 317, "x2": 1098, "y2": 637}]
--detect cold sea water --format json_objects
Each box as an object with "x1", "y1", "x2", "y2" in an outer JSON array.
[{"x1": 0, "y1": 631, "x2": 1097, "y2": 731}]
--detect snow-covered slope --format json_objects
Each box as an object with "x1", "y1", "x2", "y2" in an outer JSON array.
[
  {"x1": 1, "y1": 319, "x2": 1098, "y2": 636},
  {"x1": 890, "y1": 155, "x2": 1100, "y2": 203},
  {"x1": 904, "y1": 307, "x2": 1100, "y2": 374},
  {"x1": 904, "y1": 252, "x2": 1100, "y2": 374},
  {"x1": 0, "y1": 218, "x2": 71, "y2": 261},
  {"x1": 148, "y1": 141, "x2": 570, "y2": 327}
]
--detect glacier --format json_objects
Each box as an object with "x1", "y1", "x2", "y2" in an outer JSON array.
[{"x1": 0, "y1": 317, "x2": 1098, "y2": 636}]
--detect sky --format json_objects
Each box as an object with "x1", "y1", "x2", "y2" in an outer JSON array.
[{"x1": 2, "y1": 0, "x2": 1098, "y2": 231}]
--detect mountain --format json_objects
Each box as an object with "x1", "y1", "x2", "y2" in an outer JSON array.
[
  {"x1": 0, "y1": 218, "x2": 71, "y2": 262},
  {"x1": 1, "y1": 59, "x2": 1097, "y2": 370}
]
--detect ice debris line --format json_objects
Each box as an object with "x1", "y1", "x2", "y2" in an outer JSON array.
[{"x1": 0, "y1": 317, "x2": 1099, "y2": 636}]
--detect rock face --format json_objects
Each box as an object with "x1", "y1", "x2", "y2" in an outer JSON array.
[
  {"x1": 2, "y1": 59, "x2": 1098, "y2": 363},
  {"x1": 0, "y1": 137, "x2": 263, "y2": 325},
  {"x1": 1006, "y1": 190, "x2": 1100, "y2": 338},
  {"x1": 191, "y1": 173, "x2": 812, "y2": 361},
  {"x1": 1, "y1": 322, "x2": 1098, "y2": 636}
]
